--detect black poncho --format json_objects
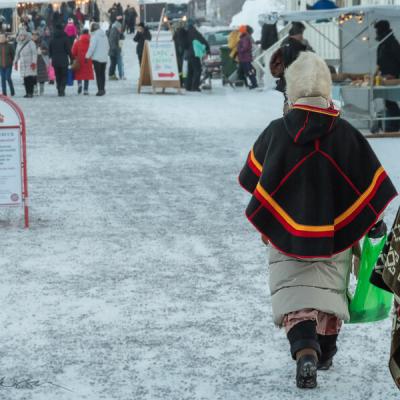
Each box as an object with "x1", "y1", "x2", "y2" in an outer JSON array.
[{"x1": 239, "y1": 104, "x2": 398, "y2": 258}]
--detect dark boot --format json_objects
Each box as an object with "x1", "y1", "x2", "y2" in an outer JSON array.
[
  {"x1": 317, "y1": 334, "x2": 338, "y2": 371},
  {"x1": 297, "y1": 354, "x2": 318, "y2": 389}
]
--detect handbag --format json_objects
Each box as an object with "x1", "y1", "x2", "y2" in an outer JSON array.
[
  {"x1": 71, "y1": 58, "x2": 80, "y2": 72},
  {"x1": 67, "y1": 68, "x2": 74, "y2": 86},
  {"x1": 47, "y1": 63, "x2": 55, "y2": 81}
]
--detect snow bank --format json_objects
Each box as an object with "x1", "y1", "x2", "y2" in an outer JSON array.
[{"x1": 230, "y1": 0, "x2": 284, "y2": 39}]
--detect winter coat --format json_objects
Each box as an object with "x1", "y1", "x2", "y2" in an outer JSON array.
[
  {"x1": 71, "y1": 34, "x2": 94, "y2": 81},
  {"x1": 237, "y1": 33, "x2": 253, "y2": 63},
  {"x1": 238, "y1": 96, "x2": 397, "y2": 258},
  {"x1": 261, "y1": 23, "x2": 278, "y2": 51},
  {"x1": 268, "y1": 247, "x2": 352, "y2": 325},
  {"x1": 86, "y1": 28, "x2": 109, "y2": 63},
  {"x1": 185, "y1": 26, "x2": 209, "y2": 59},
  {"x1": 14, "y1": 39, "x2": 37, "y2": 78},
  {"x1": 173, "y1": 27, "x2": 187, "y2": 57},
  {"x1": 133, "y1": 28, "x2": 152, "y2": 59},
  {"x1": 49, "y1": 29, "x2": 71, "y2": 68},
  {"x1": 377, "y1": 31, "x2": 400, "y2": 78},
  {"x1": 37, "y1": 50, "x2": 49, "y2": 83},
  {"x1": 228, "y1": 30, "x2": 241, "y2": 60},
  {"x1": 0, "y1": 42, "x2": 15, "y2": 68},
  {"x1": 64, "y1": 23, "x2": 78, "y2": 37},
  {"x1": 108, "y1": 22, "x2": 122, "y2": 57}
]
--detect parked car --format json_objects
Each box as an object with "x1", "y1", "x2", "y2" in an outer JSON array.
[{"x1": 201, "y1": 28, "x2": 232, "y2": 82}]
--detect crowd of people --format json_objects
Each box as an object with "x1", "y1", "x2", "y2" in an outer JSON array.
[
  {"x1": 0, "y1": 2, "x2": 143, "y2": 98},
  {"x1": 0, "y1": 1, "x2": 138, "y2": 98}
]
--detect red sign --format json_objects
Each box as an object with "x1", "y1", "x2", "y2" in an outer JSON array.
[{"x1": 158, "y1": 72, "x2": 175, "y2": 78}]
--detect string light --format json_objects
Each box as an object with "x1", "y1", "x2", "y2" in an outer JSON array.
[{"x1": 339, "y1": 13, "x2": 364, "y2": 25}]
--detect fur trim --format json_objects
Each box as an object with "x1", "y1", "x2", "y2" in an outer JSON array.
[
  {"x1": 285, "y1": 52, "x2": 332, "y2": 104},
  {"x1": 295, "y1": 96, "x2": 330, "y2": 108}
]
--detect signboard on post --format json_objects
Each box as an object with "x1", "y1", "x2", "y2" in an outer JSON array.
[
  {"x1": 0, "y1": 95, "x2": 29, "y2": 228},
  {"x1": 138, "y1": 40, "x2": 181, "y2": 94}
]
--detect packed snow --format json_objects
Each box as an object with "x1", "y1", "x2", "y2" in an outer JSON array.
[
  {"x1": 231, "y1": 0, "x2": 285, "y2": 38},
  {"x1": 0, "y1": 37, "x2": 399, "y2": 400}
]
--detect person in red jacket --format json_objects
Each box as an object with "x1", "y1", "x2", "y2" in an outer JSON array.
[{"x1": 71, "y1": 29, "x2": 94, "y2": 95}]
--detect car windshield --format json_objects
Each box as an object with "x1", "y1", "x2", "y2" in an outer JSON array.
[
  {"x1": 166, "y1": 5, "x2": 187, "y2": 14},
  {"x1": 204, "y1": 30, "x2": 232, "y2": 46}
]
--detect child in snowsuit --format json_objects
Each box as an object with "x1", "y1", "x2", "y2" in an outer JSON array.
[
  {"x1": 239, "y1": 52, "x2": 397, "y2": 389},
  {"x1": 37, "y1": 43, "x2": 49, "y2": 95}
]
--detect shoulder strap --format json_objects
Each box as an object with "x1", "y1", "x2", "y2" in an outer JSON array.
[{"x1": 17, "y1": 40, "x2": 30, "y2": 59}]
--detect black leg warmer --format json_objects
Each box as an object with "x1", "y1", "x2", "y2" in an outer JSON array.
[
  {"x1": 318, "y1": 334, "x2": 338, "y2": 363},
  {"x1": 287, "y1": 320, "x2": 322, "y2": 361}
]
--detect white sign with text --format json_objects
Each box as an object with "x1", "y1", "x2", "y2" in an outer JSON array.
[{"x1": 0, "y1": 128, "x2": 22, "y2": 206}]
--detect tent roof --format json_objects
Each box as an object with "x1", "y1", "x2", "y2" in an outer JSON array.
[{"x1": 279, "y1": 5, "x2": 400, "y2": 22}]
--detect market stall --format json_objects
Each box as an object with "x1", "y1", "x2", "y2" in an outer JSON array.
[{"x1": 279, "y1": 5, "x2": 400, "y2": 135}]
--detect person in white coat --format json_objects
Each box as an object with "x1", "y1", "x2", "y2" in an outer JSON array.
[
  {"x1": 86, "y1": 22, "x2": 110, "y2": 96},
  {"x1": 14, "y1": 29, "x2": 37, "y2": 98}
]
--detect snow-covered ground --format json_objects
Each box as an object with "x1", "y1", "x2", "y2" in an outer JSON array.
[{"x1": 0, "y1": 37, "x2": 399, "y2": 400}]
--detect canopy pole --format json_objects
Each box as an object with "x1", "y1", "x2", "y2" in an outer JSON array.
[{"x1": 304, "y1": 21, "x2": 339, "y2": 49}]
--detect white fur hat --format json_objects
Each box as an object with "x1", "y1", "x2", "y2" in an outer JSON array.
[{"x1": 285, "y1": 51, "x2": 332, "y2": 104}]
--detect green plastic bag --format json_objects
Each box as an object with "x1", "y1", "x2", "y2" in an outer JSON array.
[
  {"x1": 193, "y1": 40, "x2": 206, "y2": 58},
  {"x1": 348, "y1": 235, "x2": 393, "y2": 324}
]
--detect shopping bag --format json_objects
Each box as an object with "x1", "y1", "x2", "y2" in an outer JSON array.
[
  {"x1": 348, "y1": 235, "x2": 393, "y2": 323},
  {"x1": 182, "y1": 59, "x2": 188, "y2": 79},
  {"x1": 47, "y1": 64, "x2": 55, "y2": 81},
  {"x1": 67, "y1": 68, "x2": 74, "y2": 86},
  {"x1": 193, "y1": 39, "x2": 206, "y2": 59}
]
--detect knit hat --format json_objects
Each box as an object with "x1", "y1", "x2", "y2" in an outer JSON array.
[
  {"x1": 375, "y1": 20, "x2": 391, "y2": 39},
  {"x1": 285, "y1": 51, "x2": 332, "y2": 104},
  {"x1": 90, "y1": 22, "x2": 100, "y2": 32},
  {"x1": 289, "y1": 21, "x2": 305, "y2": 36},
  {"x1": 239, "y1": 25, "x2": 247, "y2": 34}
]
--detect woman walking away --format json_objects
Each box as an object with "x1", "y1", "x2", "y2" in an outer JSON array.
[
  {"x1": 133, "y1": 22, "x2": 151, "y2": 67},
  {"x1": 237, "y1": 25, "x2": 258, "y2": 89},
  {"x1": 14, "y1": 30, "x2": 37, "y2": 98},
  {"x1": 0, "y1": 33, "x2": 15, "y2": 96},
  {"x1": 37, "y1": 43, "x2": 49, "y2": 95},
  {"x1": 238, "y1": 52, "x2": 397, "y2": 389},
  {"x1": 86, "y1": 22, "x2": 109, "y2": 96},
  {"x1": 49, "y1": 24, "x2": 71, "y2": 96},
  {"x1": 72, "y1": 29, "x2": 94, "y2": 95}
]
